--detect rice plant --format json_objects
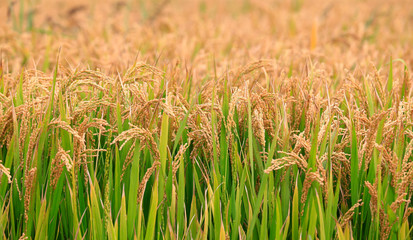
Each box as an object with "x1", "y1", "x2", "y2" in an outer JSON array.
[{"x1": 1, "y1": 0, "x2": 413, "y2": 239}]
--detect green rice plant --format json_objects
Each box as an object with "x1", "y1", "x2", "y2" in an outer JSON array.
[{"x1": 0, "y1": 1, "x2": 413, "y2": 239}]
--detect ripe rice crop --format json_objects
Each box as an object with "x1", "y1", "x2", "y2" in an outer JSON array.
[{"x1": 1, "y1": 0, "x2": 413, "y2": 239}]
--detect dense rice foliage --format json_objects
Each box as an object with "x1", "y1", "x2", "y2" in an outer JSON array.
[{"x1": 1, "y1": 0, "x2": 413, "y2": 239}]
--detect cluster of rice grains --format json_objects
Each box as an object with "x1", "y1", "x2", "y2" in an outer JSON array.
[{"x1": 1, "y1": 0, "x2": 413, "y2": 239}]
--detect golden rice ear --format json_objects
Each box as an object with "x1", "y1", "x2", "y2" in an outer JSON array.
[
  {"x1": 338, "y1": 199, "x2": 364, "y2": 227},
  {"x1": 137, "y1": 161, "x2": 161, "y2": 205},
  {"x1": 365, "y1": 181, "x2": 378, "y2": 216},
  {"x1": 120, "y1": 140, "x2": 136, "y2": 182},
  {"x1": 24, "y1": 167, "x2": 37, "y2": 222},
  {"x1": 359, "y1": 109, "x2": 390, "y2": 169},
  {"x1": 19, "y1": 104, "x2": 30, "y2": 162},
  {"x1": 300, "y1": 168, "x2": 324, "y2": 216},
  {"x1": 172, "y1": 142, "x2": 189, "y2": 178},
  {"x1": 25, "y1": 127, "x2": 41, "y2": 171},
  {"x1": 252, "y1": 108, "x2": 265, "y2": 146},
  {"x1": 0, "y1": 161, "x2": 12, "y2": 184},
  {"x1": 49, "y1": 119, "x2": 84, "y2": 144}
]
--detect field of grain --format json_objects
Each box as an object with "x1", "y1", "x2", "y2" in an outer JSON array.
[{"x1": 1, "y1": 0, "x2": 413, "y2": 239}]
